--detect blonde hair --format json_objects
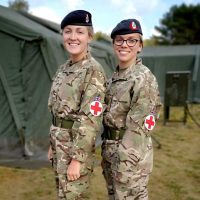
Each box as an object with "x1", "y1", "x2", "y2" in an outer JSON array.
[
  {"x1": 139, "y1": 35, "x2": 143, "y2": 45},
  {"x1": 137, "y1": 35, "x2": 143, "y2": 54},
  {"x1": 87, "y1": 26, "x2": 94, "y2": 38}
]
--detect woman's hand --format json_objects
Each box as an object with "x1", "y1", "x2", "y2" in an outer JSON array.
[{"x1": 67, "y1": 159, "x2": 81, "y2": 181}]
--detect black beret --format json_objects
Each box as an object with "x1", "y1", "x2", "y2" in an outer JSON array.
[
  {"x1": 61, "y1": 10, "x2": 92, "y2": 29},
  {"x1": 111, "y1": 19, "x2": 143, "y2": 39}
]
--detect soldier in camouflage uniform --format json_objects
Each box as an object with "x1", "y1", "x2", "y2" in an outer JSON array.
[
  {"x1": 101, "y1": 19, "x2": 161, "y2": 200},
  {"x1": 47, "y1": 10, "x2": 106, "y2": 200}
]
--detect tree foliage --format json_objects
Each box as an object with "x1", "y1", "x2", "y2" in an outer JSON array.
[
  {"x1": 93, "y1": 31, "x2": 111, "y2": 43},
  {"x1": 153, "y1": 3, "x2": 200, "y2": 45},
  {"x1": 143, "y1": 38, "x2": 158, "y2": 47},
  {"x1": 8, "y1": 0, "x2": 29, "y2": 12}
]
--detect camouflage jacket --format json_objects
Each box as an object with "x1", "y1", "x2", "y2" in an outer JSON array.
[
  {"x1": 48, "y1": 53, "x2": 106, "y2": 162},
  {"x1": 104, "y1": 58, "x2": 161, "y2": 137}
]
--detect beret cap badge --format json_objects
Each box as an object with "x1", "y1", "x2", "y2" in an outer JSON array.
[
  {"x1": 86, "y1": 14, "x2": 89, "y2": 23},
  {"x1": 130, "y1": 21, "x2": 137, "y2": 30}
]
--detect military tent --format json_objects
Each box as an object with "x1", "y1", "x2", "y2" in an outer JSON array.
[
  {"x1": 140, "y1": 45, "x2": 200, "y2": 103},
  {"x1": 0, "y1": 5, "x2": 116, "y2": 160}
]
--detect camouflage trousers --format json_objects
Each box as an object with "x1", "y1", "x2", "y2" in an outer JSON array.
[
  {"x1": 101, "y1": 138, "x2": 153, "y2": 200},
  {"x1": 101, "y1": 140, "x2": 118, "y2": 200},
  {"x1": 49, "y1": 125, "x2": 93, "y2": 200}
]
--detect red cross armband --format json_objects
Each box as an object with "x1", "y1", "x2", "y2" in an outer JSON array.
[
  {"x1": 90, "y1": 99, "x2": 103, "y2": 116},
  {"x1": 144, "y1": 114, "x2": 156, "y2": 131}
]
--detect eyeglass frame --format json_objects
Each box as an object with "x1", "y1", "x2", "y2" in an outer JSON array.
[{"x1": 113, "y1": 38, "x2": 141, "y2": 47}]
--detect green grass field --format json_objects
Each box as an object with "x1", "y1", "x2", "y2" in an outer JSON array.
[{"x1": 0, "y1": 105, "x2": 200, "y2": 200}]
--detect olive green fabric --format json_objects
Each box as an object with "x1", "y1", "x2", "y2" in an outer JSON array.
[{"x1": 0, "y1": 5, "x2": 116, "y2": 159}]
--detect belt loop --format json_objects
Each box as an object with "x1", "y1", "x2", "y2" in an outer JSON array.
[
  {"x1": 116, "y1": 130, "x2": 119, "y2": 140},
  {"x1": 51, "y1": 112, "x2": 53, "y2": 124},
  {"x1": 58, "y1": 118, "x2": 62, "y2": 128},
  {"x1": 52, "y1": 114, "x2": 55, "y2": 125},
  {"x1": 108, "y1": 129, "x2": 111, "y2": 139}
]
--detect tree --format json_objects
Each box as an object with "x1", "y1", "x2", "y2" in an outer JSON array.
[
  {"x1": 153, "y1": 3, "x2": 200, "y2": 45},
  {"x1": 143, "y1": 38, "x2": 157, "y2": 47},
  {"x1": 94, "y1": 31, "x2": 111, "y2": 44},
  {"x1": 8, "y1": 0, "x2": 29, "y2": 12}
]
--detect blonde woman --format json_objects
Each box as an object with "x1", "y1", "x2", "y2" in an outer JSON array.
[{"x1": 48, "y1": 10, "x2": 106, "y2": 200}]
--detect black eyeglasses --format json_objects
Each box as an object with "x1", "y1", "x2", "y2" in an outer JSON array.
[{"x1": 114, "y1": 38, "x2": 140, "y2": 47}]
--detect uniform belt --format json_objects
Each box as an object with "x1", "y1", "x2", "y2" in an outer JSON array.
[
  {"x1": 105, "y1": 128, "x2": 125, "y2": 140},
  {"x1": 52, "y1": 116, "x2": 74, "y2": 129}
]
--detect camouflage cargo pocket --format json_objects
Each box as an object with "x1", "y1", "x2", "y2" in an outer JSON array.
[
  {"x1": 115, "y1": 143, "x2": 141, "y2": 184},
  {"x1": 137, "y1": 137, "x2": 153, "y2": 174},
  {"x1": 56, "y1": 128, "x2": 72, "y2": 174},
  {"x1": 80, "y1": 156, "x2": 94, "y2": 177}
]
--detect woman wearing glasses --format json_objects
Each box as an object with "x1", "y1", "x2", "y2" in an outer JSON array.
[{"x1": 101, "y1": 19, "x2": 161, "y2": 200}]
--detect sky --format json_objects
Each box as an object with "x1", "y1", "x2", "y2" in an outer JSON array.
[{"x1": 0, "y1": 0, "x2": 199, "y2": 39}]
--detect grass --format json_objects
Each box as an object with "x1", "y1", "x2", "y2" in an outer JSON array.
[{"x1": 0, "y1": 105, "x2": 200, "y2": 200}]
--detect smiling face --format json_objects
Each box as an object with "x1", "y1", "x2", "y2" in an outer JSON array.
[
  {"x1": 113, "y1": 33, "x2": 143, "y2": 69},
  {"x1": 62, "y1": 25, "x2": 92, "y2": 62}
]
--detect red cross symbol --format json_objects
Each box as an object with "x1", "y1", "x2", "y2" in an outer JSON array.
[
  {"x1": 144, "y1": 115, "x2": 155, "y2": 130},
  {"x1": 90, "y1": 101, "x2": 103, "y2": 116}
]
